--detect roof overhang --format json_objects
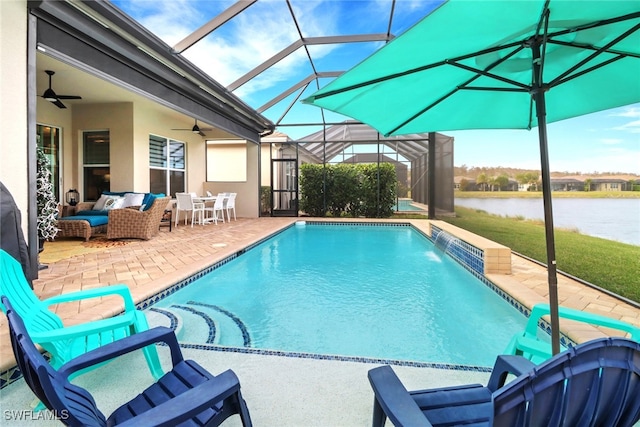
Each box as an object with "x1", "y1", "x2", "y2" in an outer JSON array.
[{"x1": 29, "y1": 0, "x2": 275, "y2": 142}]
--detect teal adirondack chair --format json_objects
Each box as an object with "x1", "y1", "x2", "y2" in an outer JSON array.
[
  {"x1": 0, "y1": 249, "x2": 163, "y2": 380},
  {"x1": 504, "y1": 303, "x2": 640, "y2": 363}
]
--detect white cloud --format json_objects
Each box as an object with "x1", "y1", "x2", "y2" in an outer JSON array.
[
  {"x1": 613, "y1": 119, "x2": 640, "y2": 134},
  {"x1": 609, "y1": 106, "x2": 640, "y2": 118},
  {"x1": 600, "y1": 138, "x2": 623, "y2": 145}
]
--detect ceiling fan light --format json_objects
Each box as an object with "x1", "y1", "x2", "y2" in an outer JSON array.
[
  {"x1": 192, "y1": 125, "x2": 200, "y2": 133},
  {"x1": 43, "y1": 88, "x2": 57, "y2": 101}
]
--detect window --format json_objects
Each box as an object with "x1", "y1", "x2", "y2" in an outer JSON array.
[
  {"x1": 206, "y1": 140, "x2": 247, "y2": 182},
  {"x1": 36, "y1": 124, "x2": 61, "y2": 202},
  {"x1": 149, "y1": 135, "x2": 185, "y2": 196},
  {"x1": 83, "y1": 130, "x2": 110, "y2": 201}
]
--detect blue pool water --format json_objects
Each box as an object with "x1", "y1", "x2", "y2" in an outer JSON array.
[
  {"x1": 148, "y1": 223, "x2": 527, "y2": 367},
  {"x1": 394, "y1": 199, "x2": 426, "y2": 211}
]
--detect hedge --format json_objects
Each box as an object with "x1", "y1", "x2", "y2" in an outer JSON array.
[{"x1": 299, "y1": 163, "x2": 397, "y2": 218}]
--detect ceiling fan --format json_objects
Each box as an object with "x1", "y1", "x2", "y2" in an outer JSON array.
[
  {"x1": 41, "y1": 70, "x2": 82, "y2": 109},
  {"x1": 171, "y1": 119, "x2": 213, "y2": 137}
]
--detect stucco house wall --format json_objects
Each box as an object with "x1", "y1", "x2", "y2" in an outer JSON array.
[{"x1": 1, "y1": 0, "x2": 28, "y2": 230}]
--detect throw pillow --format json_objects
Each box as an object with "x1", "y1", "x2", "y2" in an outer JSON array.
[
  {"x1": 93, "y1": 194, "x2": 111, "y2": 210},
  {"x1": 104, "y1": 196, "x2": 124, "y2": 210},
  {"x1": 122, "y1": 192, "x2": 145, "y2": 208}
]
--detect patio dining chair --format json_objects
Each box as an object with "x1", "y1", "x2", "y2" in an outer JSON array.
[
  {"x1": 175, "y1": 192, "x2": 205, "y2": 227},
  {"x1": 0, "y1": 249, "x2": 163, "y2": 382},
  {"x1": 205, "y1": 193, "x2": 226, "y2": 225},
  {"x1": 225, "y1": 192, "x2": 237, "y2": 221},
  {"x1": 368, "y1": 337, "x2": 640, "y2": 427},
  {"x1": 4, "y1": 296, "x2": 253, "y2": 427}
]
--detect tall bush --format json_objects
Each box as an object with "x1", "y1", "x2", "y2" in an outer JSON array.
[
  {"x1": 328, "y1": 164, "x2": 360, "y2": 217},
  {"x1": 358, "y1": 163, "x2": 397, "y2": 218},
  {"x1": 299, "y1": 163, "x2": 397, "y2": 218},
  {"x1": 299, "y1": 164, "x2": 327, "y2": 217}
]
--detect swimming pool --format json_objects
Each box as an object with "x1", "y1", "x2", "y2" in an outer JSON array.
[
  {"x1": 147, "y1": 223, "x2": 527, "y2": 367},
  {"x1": 393, "y1": 198, "x2": 426, "y2": 211}
]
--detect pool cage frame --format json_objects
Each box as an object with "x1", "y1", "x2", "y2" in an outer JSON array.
[{"x1": 263, "y1": 121, "x2": 454, "y2": 218}]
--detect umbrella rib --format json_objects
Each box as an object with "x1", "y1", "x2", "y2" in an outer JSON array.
[
  {"x1": 549, "y1": 21, "x2": 640, "y2": 87},
  {"x1": 387, "y1": 45, "x2": 529, "y2": 135},
  {"x1": 535, "y1": 0, "x2": 551, "y2": 36},
  {"x1": 549, "y1": 39, "x2": 640, "y2": 60},
  {"x1": 542, "y1": 11, "x2": 640, "y2": 41},
  {"x1": 309, "y1": 40, "x2": 525, "y2": 100},
  {"x1": 448, "y1": 61, "x2": 530, "y2": 91},
  {"x1": 553, "y1": 55, "x2": 626, "y2": 87}
]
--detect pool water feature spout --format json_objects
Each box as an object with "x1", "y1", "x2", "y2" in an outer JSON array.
[{"x1": 433, "y1": 230, "x2": 461, "y2": 255}]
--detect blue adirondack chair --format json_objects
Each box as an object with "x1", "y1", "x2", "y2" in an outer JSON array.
[
  {"x1": 4, "y1": 296, "x2": 253, "y2": 427},
  {"x1": 0, "y1": 249, "x2": 162, "y2": 380},
  {"x1": 504, "y1": 303, "x2": 640, "y2": 363},
  {"x1": 369, "y1": 337, "x2": 640, "y2": 427}
]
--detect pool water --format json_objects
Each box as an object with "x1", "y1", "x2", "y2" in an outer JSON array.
[
  {"x1": 148, "y1": 223, "x2": 527, "y2": 367},
  {"x1": 394, "y1": 199, "x2": 426, "y2": 211}
]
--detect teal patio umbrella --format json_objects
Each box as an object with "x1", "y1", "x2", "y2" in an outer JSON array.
[{"x1": 304, "y1": 0, "x2": 640, "y2": 355}]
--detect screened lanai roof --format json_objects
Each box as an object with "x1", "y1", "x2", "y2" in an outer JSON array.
[
  {"x1": 297, "y1": 121, "x2": 453, "y2": 162},
  {"x1": 109, "y1": 0, "x2": 444, "y2": 140}
]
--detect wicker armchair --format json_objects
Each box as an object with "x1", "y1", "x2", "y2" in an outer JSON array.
[{"x1": 106, "y1": 197, "x2": 170, "y2": 240}]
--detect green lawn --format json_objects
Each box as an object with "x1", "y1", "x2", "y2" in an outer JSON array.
[{"x1": 433, "y1": 207, "x2": 640, "y2": 303}]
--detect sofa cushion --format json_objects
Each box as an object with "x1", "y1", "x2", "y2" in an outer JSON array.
[
  {"x1": 122, "y1": 193, "x2": 145, "y2": 208},
  {"x1": 104, "y1": 197, "x2": 124, "y2": 210},
  {"x1": 58, "y1": 215, "x2": 109, "y2": 227},
  {"x1": 93, "y1": 194, "x2": 111, "y2": 210},
  {"x1": 76, "y1": 210, "x2": 109, "y2": 216},
  {"x1": 141, "y1": 193, "x2": 166, "y2": 211}
]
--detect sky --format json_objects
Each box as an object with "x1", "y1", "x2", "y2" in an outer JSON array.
[{"x1": 111, "y1": 0, "x2": 640, "y2": 175}]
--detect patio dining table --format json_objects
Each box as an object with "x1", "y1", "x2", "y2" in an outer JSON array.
[{"x1": 193, "y1": 195, "x2": 222, "y2": 224}]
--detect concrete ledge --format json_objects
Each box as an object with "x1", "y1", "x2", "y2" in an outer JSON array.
[{"x1": 428, "y1": 220, "x2": 512, "y2": 275}]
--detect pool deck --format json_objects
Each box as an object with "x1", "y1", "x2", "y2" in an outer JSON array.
[{"x1": 1, "y1": 217, "x2": 639, "y2": 424}]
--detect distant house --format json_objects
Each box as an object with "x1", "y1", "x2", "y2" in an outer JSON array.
[
  {"x1": 587, "y1": 178, "x2": 631, "y2": 192},
  {"x1": 505, "y1": 178, "x2": 519, "y2": 191},
  {"x1": 550, "y1": 178, "x2": 583, "y2": 191},
  {"x1": 454, "y1": 176, "x2": 477, "y2": 191},
  {"x1": 456, "y1": 175, "x2": 638, "y2": 192}
]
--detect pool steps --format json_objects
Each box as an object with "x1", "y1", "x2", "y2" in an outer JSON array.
[{"x1": 148, "y1": 303, "x2": 250, "y2": 347}]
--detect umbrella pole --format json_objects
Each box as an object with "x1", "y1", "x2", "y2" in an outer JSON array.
[
  {"x1": 532, "y1": 40, "x2": 561, "y2": 355},
  {"x1": 535, "y1": 95, "x2": 561, "y2": 356}
]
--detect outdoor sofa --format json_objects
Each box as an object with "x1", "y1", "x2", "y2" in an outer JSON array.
[{"x1": 57, "y1": 192, "x2": 167, "y2": 241}]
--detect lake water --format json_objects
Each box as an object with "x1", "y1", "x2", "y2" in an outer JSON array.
[{"x1": 454, "y1": 198, "x2": 640, "y2": 246}]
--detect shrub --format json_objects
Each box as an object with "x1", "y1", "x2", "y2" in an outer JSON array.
[
  {"x1": 299, "y1": 163, "x2": 397, "y2": 218},
  {"x1": 299, "y1": 164, "x2": 327, "y2": 217}
]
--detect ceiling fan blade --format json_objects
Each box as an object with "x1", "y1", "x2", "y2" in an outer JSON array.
[{"x1": 42, "y1": 70, "x2": 81, "y2": 104}]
